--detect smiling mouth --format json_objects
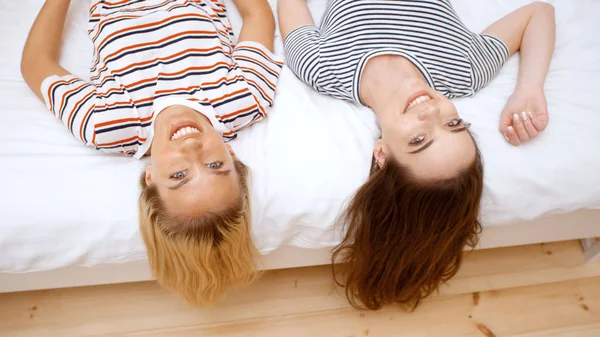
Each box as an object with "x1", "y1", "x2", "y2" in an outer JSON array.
[
  {"x1": 404, "y1": 94, "x2": 432, "y2": 113},
  {"x1": 171, "y1": 126, "x2": 200, "y2": 141}
]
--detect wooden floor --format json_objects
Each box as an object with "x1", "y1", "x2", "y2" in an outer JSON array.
[{"x1": 1, "y1": 240, "x2": 599, "y2": 337}]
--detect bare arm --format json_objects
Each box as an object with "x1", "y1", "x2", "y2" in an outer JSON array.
[
  {"x1": 277, "y1": 0, "x2": 315, "y2": 41},
  {"x1": 483, "y1": 1, "x2": 555, "y2": 89},
  {"x1": 232, "y1": 0, "x2": 276, "y2": 52},
  {"x1": 21, "y1": 0, "x2": 72, "y2": 102},
  {"x1": 483, "y1": 2, "x2": 555, "y2": 145}
]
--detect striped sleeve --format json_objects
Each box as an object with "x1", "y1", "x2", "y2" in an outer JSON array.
[
  {"x1": 40, "y1": 74, "x2": 97, "y2": 146},
  {"x1": 469, "y1": 33, "x2": 511, "y2": 92},
  {"x1": 230, "y1": 41, "x2": 283, "y2": 129},
  {"x1": 87, "y1": 0, "x2": 101, "y2": 34},
  {"x1": 284, "y1": 25, "x2": 324, "y2": 92}
]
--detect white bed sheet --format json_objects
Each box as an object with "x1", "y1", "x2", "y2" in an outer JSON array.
[{"x1": 1, "y1": 0, "x2": 599, "y2": 273}]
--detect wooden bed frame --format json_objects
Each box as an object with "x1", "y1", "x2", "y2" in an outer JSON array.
[{"x1": 1, "y1": 209, "x2": 599, "y2": 293}]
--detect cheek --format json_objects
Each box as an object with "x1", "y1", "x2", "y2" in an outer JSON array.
[
  {"x1": 157, "y1": 145, "x2": 179, "y2": 158},
  {"x1": 150, "y1": 145, "x2": 181, "y2": 171},
  {"x1": 388, "y1": 116, "x2": 418, "y2": 136},
  {"x1": 440, "y1": 100, "x2": 458, "y2": 116},
  {"x1": 205, "y1": 135, "x2": 228, "y2": 155},
  {"x1": 381, "y1": 122, "x2": 411, "y2": 148}
]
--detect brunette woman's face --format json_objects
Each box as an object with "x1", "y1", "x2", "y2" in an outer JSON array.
[{"x1": 374, "y1": 80, "x2": 476, "y2": 180}]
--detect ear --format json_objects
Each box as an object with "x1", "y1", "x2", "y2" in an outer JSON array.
[
  {"x1": 226, "y1": 144, "x2": 236, "y2": 159},
  {"x1": 145, "y1": 165, "x2": 153, "y2": 186},
  {"x1": 373, "y1": 138, "x2": 387, "y2": 168}
]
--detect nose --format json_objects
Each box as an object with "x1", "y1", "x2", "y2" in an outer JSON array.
[
  {"x1": 181, "y1": 138, "x2": 203, "y2": 153},
  {"x1": 418, "y1": 104, "x2": 441, "y2": 120}
]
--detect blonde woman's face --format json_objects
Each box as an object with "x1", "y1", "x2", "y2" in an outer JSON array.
[{"x1": 146, "y1": 105, "x2": 240, "y2": 217}]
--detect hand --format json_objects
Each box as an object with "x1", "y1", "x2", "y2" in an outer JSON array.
[{"x1": 499, "y1": 86, "x2": 549, "y2": 146}]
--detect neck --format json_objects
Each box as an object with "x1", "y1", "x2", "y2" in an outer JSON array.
[{"x1": 360, "y1": 55, "x2": 426, "y2": 116}]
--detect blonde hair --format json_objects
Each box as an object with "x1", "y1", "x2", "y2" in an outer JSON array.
[{"x1": 138, "y1": 160, "x2": 259, "y2": 305}]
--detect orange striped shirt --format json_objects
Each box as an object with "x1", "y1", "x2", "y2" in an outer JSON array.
[{"x1": 41, "y1": 0, "x2": 283, "y2": 158}]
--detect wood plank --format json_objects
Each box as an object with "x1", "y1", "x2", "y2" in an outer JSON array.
[
  {"x1": 441, "y1": 240, "x2": 600, "y2": 296},
  {"x1": 115, "y1": 277, "x2": 600, "y2": 337},
  {"x1": 515, "y1": 324, "x2": 600, "y2": 337},
  {"x1": 0, "y1": 241, "x2": 598, "y2": 337}
]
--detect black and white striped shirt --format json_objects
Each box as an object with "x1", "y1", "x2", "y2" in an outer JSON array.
[{"x1": 285, "y1": 0, "x2": 510, "y2": 105}]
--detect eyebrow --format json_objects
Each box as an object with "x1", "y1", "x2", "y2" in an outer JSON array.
[
  {"x1": 212, "y1": 170, "x2": 231, "y2": 176},
  {"x1": 409, "y1": 140, "x2": 434, "y2": 154},
  {"x1": 451, "y1": 127, "x2": 468, "y2": 133},
  {"x1": 168, "y1": 178, "x2": 190, "y2": 190}
]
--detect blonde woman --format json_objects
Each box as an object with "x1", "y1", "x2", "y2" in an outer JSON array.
[{"x1": 21, "y1": 0, "x2": 282, "y2": 304}]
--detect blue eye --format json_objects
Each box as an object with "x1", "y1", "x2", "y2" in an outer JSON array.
[
  {"x1": 207, "y1": 162, "x2": 223, "y2": 169},
  {"x1": 170, "y1": 170, "x2": 187, "y2": 180},
  {"x1": 410, "y1": 135, "x2": 425, "y2": 145},
  {"x1": 448, "y1": 118, "x2": 463, "y2": 127}
]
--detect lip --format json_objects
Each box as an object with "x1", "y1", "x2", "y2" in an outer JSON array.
[
  {"x1": 169, "y1": 121, "x2": 201, "y2": 141},
  {"x1": 403, "y1": 89, "x2": 430, "y2": 114}
]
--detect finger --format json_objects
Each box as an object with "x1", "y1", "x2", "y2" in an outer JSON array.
[
  {"x1": 522, "y1": 111, "x2": 538, "y2": 139},
  {"x1": 506, "y1": 125, "x2": 521, "y2": 146},
  {"x1": 499, "y1": 118, "x2": 512, "y2": 140},
  {"x1": 499, "y1": 110, "x2": 512, "y2": 131},
  {"x1": 512, "y1": 113, "x2": 530, "y2": 142},
  {"x1": 529, "y1": 111, "x2": 547, "y2": 131}
]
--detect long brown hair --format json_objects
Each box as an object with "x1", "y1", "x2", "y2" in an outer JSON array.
[
  {"x1": 138, "y1": 160, "x2": 258, "y2": 305},
  {"x1": 332, "y1": 147, "x2": 483, "y2": 310}
]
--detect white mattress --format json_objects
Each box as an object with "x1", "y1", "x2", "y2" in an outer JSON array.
[{"x1": 1, "y1": 0, "x2": 599, "y2": 273}]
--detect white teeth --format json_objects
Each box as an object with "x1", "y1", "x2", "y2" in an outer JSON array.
[
  {"x1": 405, "y1": 95, "x2": 431, "y2": 113},
  {"x1": 171, "y1": 126, "x2": 199, "y2": 140}
]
